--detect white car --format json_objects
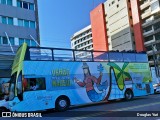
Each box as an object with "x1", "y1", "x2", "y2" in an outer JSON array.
[{"x1": 153, "y1": 83, "x2": 160, "y2": 93}]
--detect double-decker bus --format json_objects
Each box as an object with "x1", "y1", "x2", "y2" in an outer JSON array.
[{"x1": 0, "y1": 43, "x2": 154, "y2": 112}]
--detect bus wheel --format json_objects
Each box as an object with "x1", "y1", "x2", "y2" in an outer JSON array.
[
  {"x1": 124, "y1": 90, "x2": 133, "y2": 101},
  {"x1": 55, "y1": 96, "x2": 70, "y2": 112},
  {"x1": 0, "y1": 107, "x2": 9, "y2": 113}
]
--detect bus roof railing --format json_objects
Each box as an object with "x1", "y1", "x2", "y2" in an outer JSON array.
[{"x1": 25, "y1": 46, "x2": 148, "y2": 62}]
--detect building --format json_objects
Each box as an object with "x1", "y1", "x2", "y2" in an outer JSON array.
[
  {"x1": 0, "y1": 0, "x2": 40, "y2": 80},
  {"x1": 91, "y1": 0, "x2": 160, "y2": 64},
  {"x1": 140, "y1": 0, "x2": 160, "y2": 63},
  {"x1": 103, "y1": 0, "x2": 135, "y2": 51},
  {"x1": 71, "y1": 0, "x2": 160, "y2": 67},
  {"x1": 71, "y1": 25, "x2": 93, "y2": 58},
  {"x1": 90, "y1": 0, "x2": 145, "y2": 52}
]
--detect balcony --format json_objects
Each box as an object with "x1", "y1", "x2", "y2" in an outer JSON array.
[
  {"x1": 140, "y1": 0, "x2": 150, "y2": 10},
  {"x1": 144, "y1": 39, "x2": 155, "y2": 45},
  {"x1": 142, "y1": 16, "x2": 160, "y2": 28},
  {"x1": 141, "y1": 8, "x2": 152, "y2": 19},
  {"x1": 143, "y1": 28, "x2": 154, "y2": 36}
]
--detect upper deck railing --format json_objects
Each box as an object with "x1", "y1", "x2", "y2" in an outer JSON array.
[{"x1": 25, "y1": 46, "x2": 148, "y2": 63}]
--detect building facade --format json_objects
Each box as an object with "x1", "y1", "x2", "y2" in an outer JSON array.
[
  {"x1": 71, "y1": 0, "x2": 160, "y2": 66},
  {"x1": 90, "y1": 0, "x2": 160, "y2": 61},
  {"x1": 140, "y1": 0, "x2": 160, "y2": 63},
  {"x1": 104, "y1": 0, "x2": 135, "y2": 51},
  {"x1": 71, "y1": 25, "x2": 93, "y2": 58},
  {"x1": 90, "y1": 0, "x2": 145, "y2": 52},
  {"x1": 0, "y1": 0, "x2": 40, "y2": 79}
]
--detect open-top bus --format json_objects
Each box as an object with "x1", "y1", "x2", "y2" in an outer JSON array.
[{"x1": 0, "y1": 43, "x2": 154, "y2": 112}]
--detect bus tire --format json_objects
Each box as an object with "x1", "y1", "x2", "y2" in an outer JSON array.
[
  {"x1": 55, "y1": 96, "x2": 70, "y2": 112},
  {"x1": 0, "y1": 107, "x2": 9, "y2": 113},
  {"x1": 124, "y1": 89, "x2": 133, "y2": 101}
]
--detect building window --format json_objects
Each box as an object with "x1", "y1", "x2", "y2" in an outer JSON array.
[
  {"x1": 25, "y1": 39, "x2": 30, "y2": 45},
  {"x1": 8, "y1": 17, "x2": 13, "y2": 25},
  {"x1": 0, "y1": 16, "x2": 13, "y2": 25},
  {"x1": 19, "y1": 38, "x2": 25, "y2": 45},
  {"x1": 154, "y1": 22, "x2": 160, "y2": 30},
  {"x1": 7, "y1": 0, "x2": 12, "y2": 5},
  {"x1": 24, "y1": 20, "x2": 29, "y2": 28},
  {"x1": 18, "y1": 19, "x2": 23, "y2": 26},
  {"x1": 0, "y1": 36, "x2": 14, "y2": 45},
  {"x1": 2, "y1": 37, "x2": 8, "y2": 44},
  {"x1": 112, "y1": 1, "x2": 115, "y2": 4},
  {"x1": 23, "y1": 2, "x2": 28, "y2": 9},
  {"x1": 146, "y1": 46, "x2": 152, "y2": 51},
  {"x1": 117, "y1": 4, "x2": 119, "y2": 8},
  {"x1": 31, "y1": 40, "x2": 36, "y2": 46},
  {"x1": 19, "y1": 38, "x2": 37, "y2": 46},
  {"x1": 143, "y1": 26, "x2": 152, "y2": 32},
  {"x1": 9, "y1": 37, "x2": 14, "y2": 45},
  {"x1": 155, "y1": 33, "x2": 160, "y2": 40},
  {"x1": 18, "y1": 19, "x2": 36, "y2": 29},
  {"x1": 151, "y1": 1, "x2": 159, "y2": 12},
  {"x1": 17, "y1": 0, "x2": 35, "y2": 10},
  {"x1": 30, "y1": 21, "x2": 36, "y2": 28},
  {"x1": 2, "y1": 16, "x2": 7, "y2": 24},
  {"x1": 17, "y1": 0, "x2": 22, "y2": 7},
  {"x1": 29, "y1": 3, "x2": 34, "y2": 10},
  {"x1": 145, "y1": 35, "x2": 153, "y2": 42},
  {"x1": 0, "y1": 0, "x2": 12, "y2": 5}
]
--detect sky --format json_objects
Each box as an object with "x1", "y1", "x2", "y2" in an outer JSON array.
[{"x1": 38, "y1": 0, "x2": 106, "y2": 48}]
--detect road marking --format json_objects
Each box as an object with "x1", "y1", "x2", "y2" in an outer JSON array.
[{"x1": 65, "y1": 101, "x2": 160, "y2": 120}]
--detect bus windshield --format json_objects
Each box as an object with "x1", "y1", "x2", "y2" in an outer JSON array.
[{"x1": 9, "y1": 73, "x2": 16, "y2": 101}]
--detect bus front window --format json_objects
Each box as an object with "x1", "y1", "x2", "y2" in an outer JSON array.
[{"x1": 9, "y1": 74, "x2": 16, "y2": 101}]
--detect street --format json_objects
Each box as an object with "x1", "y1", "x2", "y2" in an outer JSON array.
[
  {"x1": 1, "y1": 94, "x2": 160, "y2": 120},
  {"x1": 40, "y1": 93, "x2": 160, "y2": 119}
]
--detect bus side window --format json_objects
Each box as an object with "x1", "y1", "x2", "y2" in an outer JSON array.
[
  {"x1": 35, "y1": 78, "x2": 46, "y2": 90},
  {"x1": 30, "y1": 78, "x2": 37, "y2": 90},
  {"x1": 24, "y1": 78, "x2": 46, "y2": 91}
]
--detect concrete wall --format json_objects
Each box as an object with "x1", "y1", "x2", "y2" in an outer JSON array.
[
  {"x1": 90, "y1": 4, "x2": 109, "y2": 51},
  {"x1": 131, "y1": 0, "x2": 145, "y2": 52},
  {"x1": 0, "y1": 0, "x2": 39, "y2": 41},
  {"x1": 104, "y1": 0, "x2": 134, "y2": 51}
]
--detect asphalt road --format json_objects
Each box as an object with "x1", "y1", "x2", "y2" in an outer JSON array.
[{"x1": 1, "y1": 94, "x2": 160, "y2": 120}]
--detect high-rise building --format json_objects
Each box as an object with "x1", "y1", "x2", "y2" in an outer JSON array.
[
  {"x1": 104, "y1": 0, "x2": 135, "y2": 51},
  {"x1": 90, "y1": 0, "x2": 145, "y2": 52},
  {"x1": 140, "y1": 0, "x2": 160, "y2": 63},
  {"x1": 71, "y1": 25, "x2": 93, "y2": 58},
  {"x1": 71, "y1": 0, "x2": 160, "y2": 66},
  {"x1": 0, "y1": 0, "x2": 40, "y2": 79}
]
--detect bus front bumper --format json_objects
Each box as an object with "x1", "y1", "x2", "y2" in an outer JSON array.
[{"x1": 0, "y1": 99, "x2": 9, "y2": 110}]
